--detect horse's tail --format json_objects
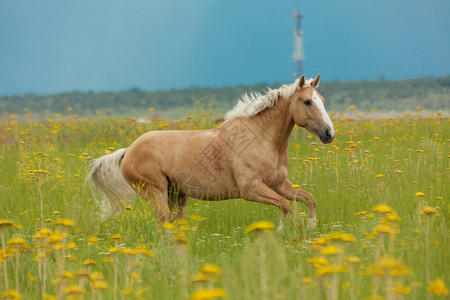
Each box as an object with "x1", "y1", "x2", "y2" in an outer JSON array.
[{"x1": 85, "y1": 148, "x2": 136, "y2": 218}]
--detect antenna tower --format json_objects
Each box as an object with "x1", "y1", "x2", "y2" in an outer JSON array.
[{"x1": 292, "y1": 4, "x2": 304, "y2": 79}]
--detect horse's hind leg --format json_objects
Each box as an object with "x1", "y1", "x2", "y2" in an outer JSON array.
[
  {"x1": 169, "y1": 192, "x2": 187, "y2": 221},
  {"x1": 123, "y1": 167, "x2": 171, "y2": 223}
]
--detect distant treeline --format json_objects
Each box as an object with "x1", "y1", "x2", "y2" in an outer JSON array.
[{"x1": 1, "y1": 76, "x2": 449, "y2": 118}]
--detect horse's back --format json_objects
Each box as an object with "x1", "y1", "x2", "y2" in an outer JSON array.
[{"x1": 121, "y1": 128, "x2": 240, "y2": 199}]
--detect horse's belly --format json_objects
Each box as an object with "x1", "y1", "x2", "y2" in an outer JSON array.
[{"x1": 171, "y1": 171, "x2": 240, "y2": 200}]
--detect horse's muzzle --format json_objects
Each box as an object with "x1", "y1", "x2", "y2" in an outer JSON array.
[{"x1": 319, "y1": 127, "x2": 335, "y2": 144}]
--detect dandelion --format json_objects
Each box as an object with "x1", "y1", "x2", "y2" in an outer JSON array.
[
  {"x1": 428, "y1": 279, "x2": 449, "y2": 296},
  {"x1": 92, "y1": 280, "x2": 108, "y2": 291},
  {"x1": 0, "y1": 220, "x2": 14, "y2": 229},
  {"x1": 190, "y1": 288, "x2": 227, "y2": 300},
  {"x1": 323, "y1": 232, "x2": 355, "y2": 243},
  {"x1": 316, "y1": 264, "x2": 347, "y2": 278},
  {"x1": 190, "y1": 214, "x2": 205, "y2": 222},
  {"x1": 122, "y1": 248, "x2": 138, "y2": 255},
  {"x1": 6, "y1": 237, "x2": 27, "y2": 248},
  {"x1": 307, "y1": 256, "x2": 328, "y2": 267},
  {"x1": 385, "y1": 213, "x2": 402, "y2": 223},
  {"x1": 200, "y1": 264, "x2": 221, "y2": 277},
  {"x1": 354, "y1": 211, "x2": 367, "y2": 216},
  {"x1": 321, "y1": 245, "x2": 341, "y2": 256},
  {"x1": 372, "y1": 204, "x2": 394, "y2": 214},
  {"x1": 373, "y1": 224, "x2": 392, "y2": 235},
  {"x1": 174, "y1": 234, "x2": 188, "y2": 245},
  {"x1": 245, "y1": 221, "x2": 275, "y2": 233},
  {"x1": 87, "y1": 236, "x2": 98, "y2": 246},
  {"x1": 415, "y1": 192, "x2": 425, "y2": 197},
  {"x1": 191, "y1": 273, "x2": 209, "y2": 283},
  {"x1": 393, "y1": 285, "x2": 411, "y2": 295},
  {"x1": 136, "y1": 244, "x2": 154, "y2": 257},
  {"x1": 110, "y1": 234, "x2": 122, "y2": 243},
  {"x1": 345, "y1": 256, "x2": 361, "y2": 264},
  {"x1": 83, "y1": 259, "x2": 96, "y2": 266},
  {"x1": 420, "y1": 206, "x2": 439, "y2": 216},
  {"x1": 375, "y1": 174, "x2": 384, "y2": 178},
  {"x1": 367, "y1": 255, "x2": 413, "y2": 277},
  {"x1": 64, "y1": 285, "x2": 85, "y2": 296},
  {"x1": 52, "y1": 219, "x2": 75, "y2": 227},
  {"x1": 1, "y1": 290, "x2": 22, "y2": 300}
]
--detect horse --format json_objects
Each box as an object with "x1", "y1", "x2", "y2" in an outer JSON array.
[{"x1": 86, "y1": 74, "x2": 335, "y2": 230}]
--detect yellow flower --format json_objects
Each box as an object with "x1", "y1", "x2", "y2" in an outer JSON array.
[
  {"x1": 108, "y1": 247, "x2": 121, "y2": 253},
  {"x1": 321, "y1": 245, "x2": 342, "y2": 256},
  {"x1": 136, "y1": 245, "x2": 154, "y2": 257},
  {"x1": 66, "y1": 242, "x2": 77, "y2": 250},
  {"x1": 74, "y1": 270, "x2": 90, "y2": 279},
  {"x1": 60, "y1": 271, "x2": 73, "y2": 279},
  {"x1": 92, "y1": 280, "x2": 109, "y2": 291},
  {"x1": 110, "y1": 234, "x2": 122, "y2": 242},
  {"x1": 245, "y1": 221, "x2": 275, "y2": 233},
  {"x1": 368, "y1": 255, "x2": 413, "y2": 277},
  {"x1": 354, "y1": 211, "x2": 367, "y2": 215},
  {"x1": 190, "y1": 288, "x2": 227, "y2": 300},
  {"x1": 1, "y1": 290, "x2": 22, "y2": 300},
  {"x1": 191, "y1": 273, "x2": 209, "y2": 283},
  {"x1": 83, "y1": 259, "x2": 96, "y2": 266},
  {"x1": 47, "y1": 232, "x2": 64, "y2": 244},
  {"x1": 316, "y1": 264, "x2": 347, "y2": 277},
  {"x1": 87, "y1": 236, "x2": 98, "y2": 246},
  {"x1": 372, "y1": 204, "x2": 394, "y2": 214},
  {"x1": 420, "y1": 206, "x2": 439, "y2": 216},
  {"x1": 385, "y1": 213, "x2": 402, "y2": 222},
  {"x1": 375, "y1": 174, "x2": 384, "y2": 178},
  {"x1": 64, "y1": 285, "x2": 85, "y2": 295},
  {"x1": 174, "y1": 234, "x2": 188, "y2": 245},
  {"x1": 89, "y1": 271, "x2": 104, "y2": 281},
  {"x1": 122, "y1": 248, "x2": 138, "y2": 255},
  {"x1": 307, "y1": 256, "x2": 328, "y2": 267},
  {"x1": 428, "y1": 279, "x2": 449, "y2": 296},
  {"x1": 373, "y1": 224, "x2": 392, "y2": 235},
  {"x1": 323, "y1": 232, "x2": 355, "y2": 243},
  {"x1": 0, "y1": 220, "x2": 14, "y2": 229},
  {"x1": 53, "y1": 219, "x2": 75, "y2": 227},
  {"x1": 7, "y1": 237, "x2": 27, "y2": 248},
  {"x1": 200, "y1": 264, "x2": 221, "y2": 276},
  {"x1": 415, "y1": 192, "x2": 425, "y2": 197},
  {"x1": 345, "y1": 256, "x2": 361, "y2": 264},
  {"x1": 393, "y1": 285, "x2": 411, "y2": 295},
  {"x1": 27, "y1": 273, "x2": 36, "y2": 281},
  {"x1": 190, "y1": 214, "x2": 205, "y2": 222}
]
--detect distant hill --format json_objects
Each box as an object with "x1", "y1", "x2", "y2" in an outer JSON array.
[{"x1": 1, "y1": 76, "x2": 449, "y2": 118}]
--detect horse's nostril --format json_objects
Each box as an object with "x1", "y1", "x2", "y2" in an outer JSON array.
[{"x1": 326, "y1": 129, "x2": 331, "y2": 138}]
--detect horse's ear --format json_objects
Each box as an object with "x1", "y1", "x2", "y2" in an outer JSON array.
[
  {"x1": 311, "y1": 73, "x2": 320, "y2": 88},
  {"x1": 297, "y1": 75, "x2": 306, "y2": 90}
]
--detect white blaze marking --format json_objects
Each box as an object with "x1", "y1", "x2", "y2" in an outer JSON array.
[{"x1": 312, "y1": 91, "x2": 335, "y2": 137}]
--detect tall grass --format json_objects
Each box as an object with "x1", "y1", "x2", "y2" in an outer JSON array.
[{"x1": 0, "y1": 107, "x2": 448, "y2": 299}]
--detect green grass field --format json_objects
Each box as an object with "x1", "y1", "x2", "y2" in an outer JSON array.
[{"x1": 0, "y1": 108, "x2": 448, "y2": 299}]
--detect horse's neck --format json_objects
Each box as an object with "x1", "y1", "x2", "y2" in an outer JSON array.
[{"x1": 245, "y1": 97, "x2": 294, "y2": 151}]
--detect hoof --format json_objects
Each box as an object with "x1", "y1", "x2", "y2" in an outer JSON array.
[{"x1": 276, "y1": 219, "x2": 285, "y2": 232}]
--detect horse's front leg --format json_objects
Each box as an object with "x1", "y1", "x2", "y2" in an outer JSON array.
[
  {"x1": 240, "y1": 180, "x2": 292, "y2": 228},
  {"x1": 274, "y1": 180, "x2": 317, "y2": 228}
]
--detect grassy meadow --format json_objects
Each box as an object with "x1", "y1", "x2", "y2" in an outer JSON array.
[{"x1": 0, "y1": 107, "x2": 449, "y2": 299}]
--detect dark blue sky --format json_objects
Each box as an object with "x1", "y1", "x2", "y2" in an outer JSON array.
[{"x1": 0, "y1": 0, "x2": 449, "y2": 95}]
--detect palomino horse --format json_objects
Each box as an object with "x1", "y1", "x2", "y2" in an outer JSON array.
[{"x1": 86, "y1": 74, "x2": 335, "y2": 229}]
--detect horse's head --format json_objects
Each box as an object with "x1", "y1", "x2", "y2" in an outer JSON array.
[{"x1": 289, "y1": 74, "x2": 335, "y2": 144}]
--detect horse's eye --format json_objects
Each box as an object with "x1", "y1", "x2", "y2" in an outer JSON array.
[{"x1": 304, "y1": 100, "x2": 312, "y2": 106}]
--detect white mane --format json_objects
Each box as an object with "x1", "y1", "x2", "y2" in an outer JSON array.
[{"x1": 224, "y1": 78, "x2": 314, "y2": 120}]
